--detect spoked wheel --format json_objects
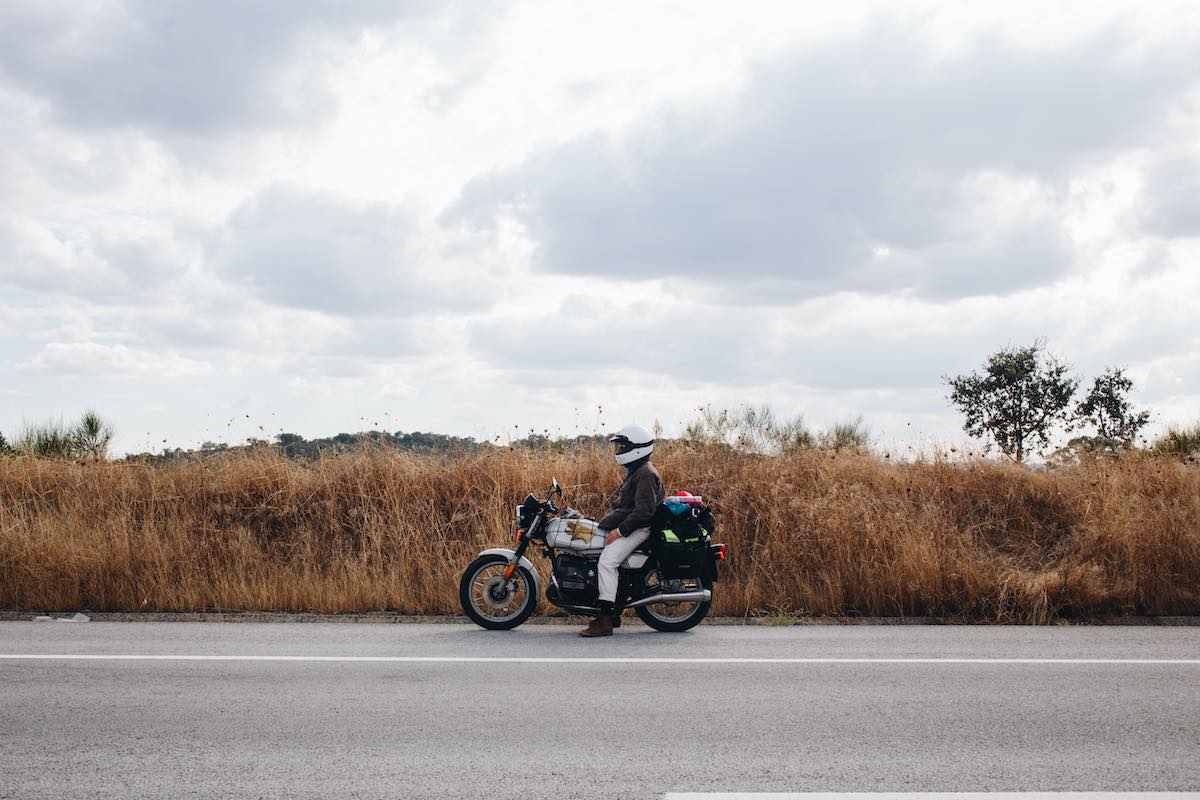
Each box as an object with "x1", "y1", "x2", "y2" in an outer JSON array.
[
  {"x1": 459, "y1": 554, "x2": 538, "y2": 630},
  {"x1": 634, "y1": 569, "x2": 712, "y2": 632}
]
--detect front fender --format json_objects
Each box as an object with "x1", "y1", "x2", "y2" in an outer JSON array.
[{"x1": 478, "y1": 548, "x2": 542, "y2": 601}]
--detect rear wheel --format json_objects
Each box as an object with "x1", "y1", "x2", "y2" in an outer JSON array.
[
  {"x1": 459, "y1": 554, "x2": 538, "y2": 630},
  {"x1": 634, "y1": 570, "x2": 712, "y2": 632}
]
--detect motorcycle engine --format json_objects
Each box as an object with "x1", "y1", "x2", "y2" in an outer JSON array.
[{"x1": 552, "y1": 553, "x2": 598, "y2": 605}]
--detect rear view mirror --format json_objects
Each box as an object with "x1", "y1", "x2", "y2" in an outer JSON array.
[{"x1": 551, "y1": 477, "x2": 561, "y2": 494}]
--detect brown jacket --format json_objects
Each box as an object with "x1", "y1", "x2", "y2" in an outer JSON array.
[{"x1": 598, "y1": 459, "x2": 665, "y2": 536}]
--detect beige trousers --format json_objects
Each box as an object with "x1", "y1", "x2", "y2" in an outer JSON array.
[{"x1": 597, "y1": 527, "x2": 651, "y2": 603}]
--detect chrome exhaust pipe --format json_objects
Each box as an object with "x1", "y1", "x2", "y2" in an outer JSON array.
[{"x1": 627, "y1": 589, "x2": 711, "y2": 608}]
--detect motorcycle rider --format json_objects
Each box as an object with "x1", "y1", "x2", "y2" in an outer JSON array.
[{"x1": 579, "y1": 424, "x2": 665, "y2": 637}]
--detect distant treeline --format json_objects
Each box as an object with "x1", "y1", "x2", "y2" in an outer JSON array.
[{"x1": 129, "y1": 430, "x2": 614, "y2": 463}]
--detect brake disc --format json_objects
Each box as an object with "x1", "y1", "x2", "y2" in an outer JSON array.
[{"x1": 483, "y1": 577, "x2": 513, "y2": 608}]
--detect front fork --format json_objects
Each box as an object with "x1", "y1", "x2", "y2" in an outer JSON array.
[{"x1": 501, "y1": 537, "x2": 531, "y2": 587}]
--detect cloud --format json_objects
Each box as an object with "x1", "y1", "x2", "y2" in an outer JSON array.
[
  {"x1": 471, "y1": 296, "x2": 768, "y2": 384},
  {"x1": 465, "y1": 257, "x2": 1200, "y2": 398},
  {"x1": 451, "y1": 24, "x2": 1198, "y2": 299},
  {"x1": 468, "y1": 292, "x2": 997, "y2": 393},
  {"x1": 0, "y1": 1, "x2": 428, "y2": 137},
  {"x1": 214, "y1": 184, "x2": 498, "y2": 316},
  {"x1": 18, "y1": 342, "x2": 211, "y2": 377},
  {"x1": 1141, "y1": 151, "x2": 1200, "y2": 238},
  {"x1": 0, "y1": 215, "x2": 190, "y2": 302}
]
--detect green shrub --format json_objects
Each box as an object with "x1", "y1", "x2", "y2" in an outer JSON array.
[
  {"x1": 818, "y1": 415, "x2": 870, "y2": 452},
  {"x1": 16, "y1": 420, "x2": 76, "y2": 459},
  {"x1": 1152, "y1": 423, "x2": 1200, "y2": 460},
  {"x1": 13, "y1": 411, "x2": 114, "y2": 461},
  {"x1": 681, "y1": 404, "x2": 814, "y2": 453}
]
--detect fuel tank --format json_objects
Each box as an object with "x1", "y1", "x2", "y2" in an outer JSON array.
[{"x1": 543, "y1": 517, "x2": 604, "y2": 553}]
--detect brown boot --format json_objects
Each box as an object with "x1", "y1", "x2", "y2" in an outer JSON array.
[{"x1": 579, "y1": 615, "x2": 613, "y2": 637}]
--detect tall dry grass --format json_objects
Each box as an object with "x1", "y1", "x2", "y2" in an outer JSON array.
[{"x1": 1, "y1": 444, "x2": 1198, "y2": 620}]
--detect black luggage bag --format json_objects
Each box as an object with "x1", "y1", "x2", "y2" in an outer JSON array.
[{"x1": 650, "y1": 502, "x2": 714, "y2": 578}]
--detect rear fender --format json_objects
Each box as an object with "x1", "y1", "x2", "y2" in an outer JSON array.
[{"x1": 478, "y1": 547, "x2": 543, "y2": 600}]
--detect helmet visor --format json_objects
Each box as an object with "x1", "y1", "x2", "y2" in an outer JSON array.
[{"x1": 612, "y1": 438, "x2": 636, "y2": 456}]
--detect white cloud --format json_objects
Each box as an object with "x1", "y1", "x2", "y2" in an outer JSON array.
[
  {"x1": 213, "y1": 183, "x2": 504, "y2": 316},
  {"x1": 0, "y1": 214, "x2": 194, "y2": 303},
  {"x1": 451, "y1": 23, "x2": 1198, "y2": 299},
  {"x1": 0, "y1": 2, "x2": 442, "y2": 137},
  {"x1": 1141, "y1": 149, "x2": 1200, "y2": 238},
  {"x1": 18, "y1": 342, "x2": 212, "y2": 377}
]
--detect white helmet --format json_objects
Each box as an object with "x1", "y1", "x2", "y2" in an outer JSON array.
[{"x1": 609, "y1": 424, "x2": 654, "y2": 466}]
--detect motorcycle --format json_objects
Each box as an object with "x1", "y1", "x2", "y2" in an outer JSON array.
[{"x1": 459, "y1": 478, "x2": 727, "y2": 632}]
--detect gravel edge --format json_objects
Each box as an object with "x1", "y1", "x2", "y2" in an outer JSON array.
[{"x1": 2, "y1": 611, "x2": 1198, "y2": 626}]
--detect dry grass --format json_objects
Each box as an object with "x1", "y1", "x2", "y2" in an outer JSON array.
[{"x1": 1, "y1": 444, "x2": 1198, "y2": 621}]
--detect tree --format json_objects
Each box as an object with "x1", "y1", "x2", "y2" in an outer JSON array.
[
  {"x1": 72, "y1": 411, "x2": 114, "y2": 461},
  {"x1": 275, "y1": 432, "x2": 305, "y2": 458},
  {"x1": 945, "y1": 342, "x2": 1077, "y2": 462},
  {"x1": 1071, "y1": 367, "x2": 1151, "y2": 452}
]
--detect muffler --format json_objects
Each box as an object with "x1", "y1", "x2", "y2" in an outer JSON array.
[{"x1": 627, "y1": 589, "x2": 711, "y2": 608}]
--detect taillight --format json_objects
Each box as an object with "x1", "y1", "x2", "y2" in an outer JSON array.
[{"x1": 710, "y1": 543, "x2": 727, "y2": 560}]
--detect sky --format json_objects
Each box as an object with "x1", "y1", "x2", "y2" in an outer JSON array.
[{"x1": 1, "y1": 0, "x2": 1198, "y2": 455}]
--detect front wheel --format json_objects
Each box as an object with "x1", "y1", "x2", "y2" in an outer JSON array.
[
  {"x1": 634, "y1": 572, "x2": 712, "y2": 632},
  {"x1": 460, "y1": 554, "x2": 538, "y2": 630}
]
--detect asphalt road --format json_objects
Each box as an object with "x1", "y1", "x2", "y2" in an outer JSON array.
[{"x1": 1, "y1": 621, "x2": 1198, "y2": 799}]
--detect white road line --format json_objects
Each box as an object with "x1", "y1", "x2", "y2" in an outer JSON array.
[
  {"x1": 1, "y1": 655, "x2": 1198, "y2": 664},
  {"x1": 662, "y1": 794, "x2": 1200, "y2": 799}
]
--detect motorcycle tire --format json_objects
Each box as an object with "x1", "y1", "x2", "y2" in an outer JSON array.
[
  {"x1": 634, "y1": 574, "x2": 713, "y2": 632},
  {"x1": 459, "y1": 554, "x2": 539, "y2": 630}
]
